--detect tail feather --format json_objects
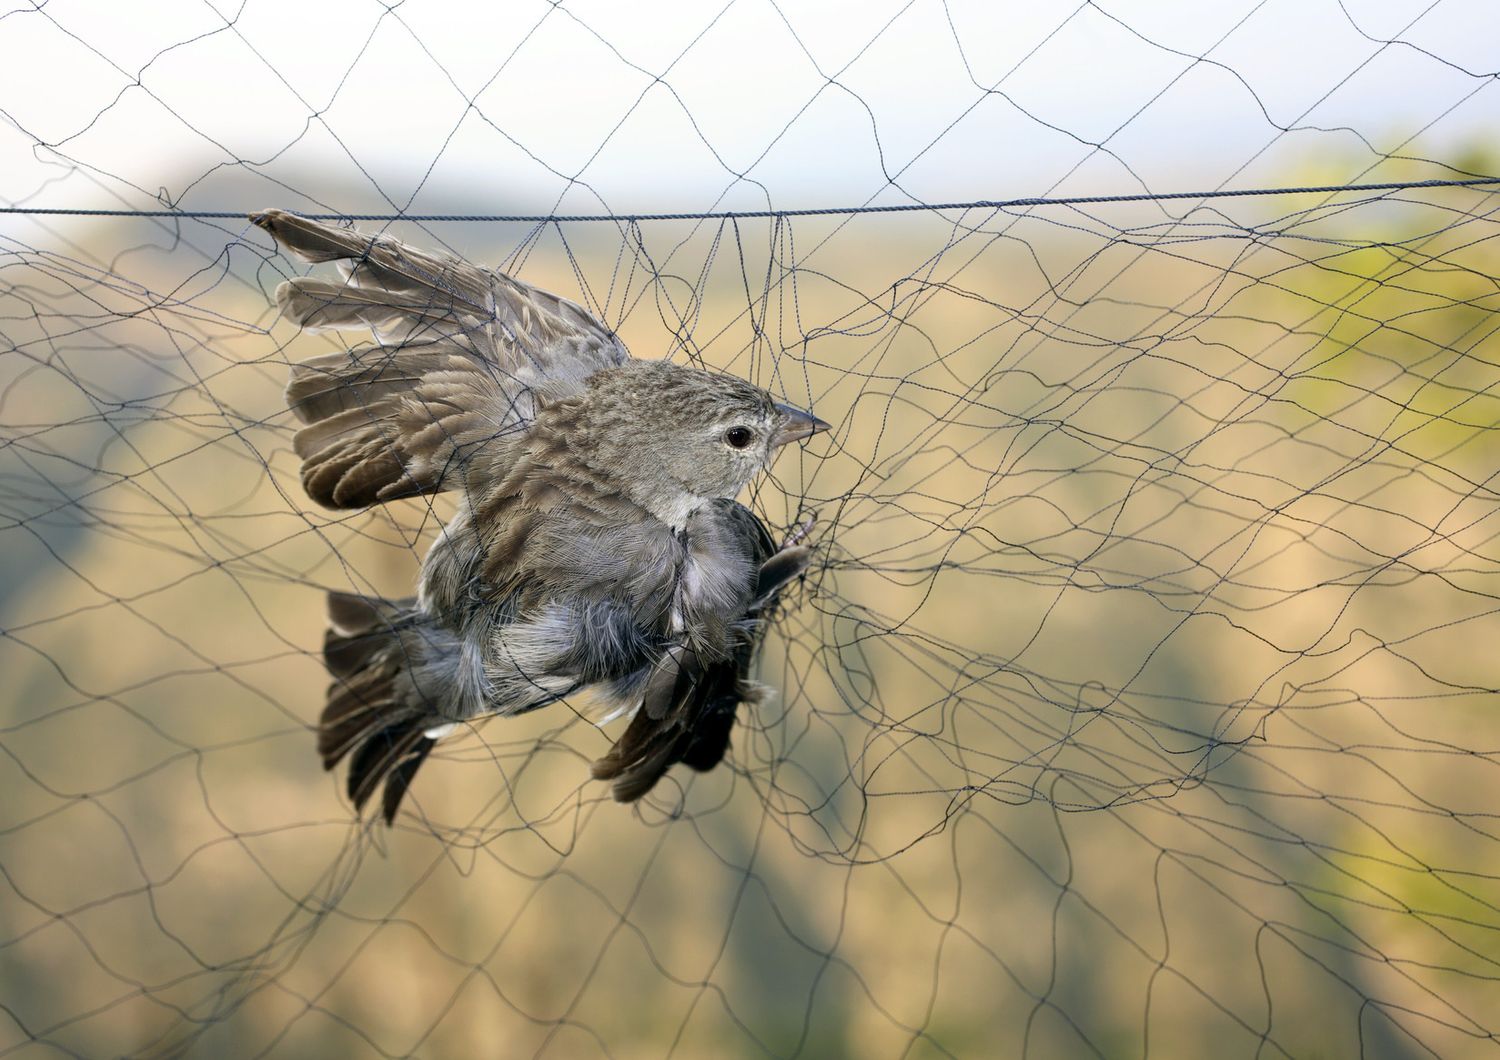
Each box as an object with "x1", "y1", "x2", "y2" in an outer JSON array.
[
  {"x1": 323, "y1": 623, "x2": 400, "y2": 682},
  {"x1": 318, "y1": 681, "x2": 398, "y2": 767},
  {"x1": 317, "y1": 591, "x2": 443, "y2": 823},
  {"x1": 347, "y1": 720, "x2": 430, "y2": 821},
  {"x1": 382, "y1": 737, "x2": 436, "y2": 825}
]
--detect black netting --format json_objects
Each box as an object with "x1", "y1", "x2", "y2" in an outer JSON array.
[{"x1": 2, "y1": 2, "x2": 1499, "y2": 1057}]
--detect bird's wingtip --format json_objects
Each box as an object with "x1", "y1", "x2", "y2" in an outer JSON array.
[{"x1": 249, "y1": 208, "x2": 296, "y2": 239}]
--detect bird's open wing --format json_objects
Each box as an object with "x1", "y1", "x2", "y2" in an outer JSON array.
[
  {"x1": 251, "y1": 209, "x2": 629, "y2": 509},
  {"x1": 590, "y1": 505, "x2": 812, "y2": 802}
]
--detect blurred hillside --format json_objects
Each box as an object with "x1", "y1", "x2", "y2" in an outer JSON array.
[{"x1": 1, "y1": 156, "x2": 1499, "y2": 1057}]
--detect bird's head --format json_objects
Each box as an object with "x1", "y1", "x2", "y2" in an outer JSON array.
[{"x1": 568, "y1": 360, "x2": 830, "y2": 528}]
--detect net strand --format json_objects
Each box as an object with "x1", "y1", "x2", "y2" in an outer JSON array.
[{"x1": 0, "y1": 177, "x2": 1496, "y2": 223}]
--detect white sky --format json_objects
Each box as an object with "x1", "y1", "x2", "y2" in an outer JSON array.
[{"x1": 0, "y1": 0, "x2": 1496, "y2": 218}]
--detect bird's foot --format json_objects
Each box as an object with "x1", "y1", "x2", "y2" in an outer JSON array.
[{"x1": 782, "y1": 513, "x2": 816, "y2": 549}]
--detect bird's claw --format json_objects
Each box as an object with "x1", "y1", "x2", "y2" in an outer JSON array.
[{"x1": 782, "y1": 513, "x2": 816, "y2": 549}]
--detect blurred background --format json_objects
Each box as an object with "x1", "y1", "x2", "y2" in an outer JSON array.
[{"x1": 2, "y1": 0, "x2": 1498, "y2": 1056}]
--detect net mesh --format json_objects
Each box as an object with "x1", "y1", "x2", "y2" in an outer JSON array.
[{"x1": 2, "y1": 1, "x2": 1499, "y2": 1057}]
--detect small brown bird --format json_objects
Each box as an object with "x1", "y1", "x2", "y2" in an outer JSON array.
[{"x1": 251, "y1": 210, "x2": 829, "y2": 822}]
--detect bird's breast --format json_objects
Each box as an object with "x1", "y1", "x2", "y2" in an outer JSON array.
[
  {"x1": 664, "y1": 512, "x2": 759, "y2": 658},
  {"x1": 668, "y1": 547, "x2": 705, "y2": 636}
]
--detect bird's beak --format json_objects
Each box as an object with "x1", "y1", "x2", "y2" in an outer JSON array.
[{"x1": 771, "y1": 402, "x2": 832, "y2": 448}]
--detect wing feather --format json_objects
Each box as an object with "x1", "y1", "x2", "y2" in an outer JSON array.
[{"x1": 252, "y1": 209, "x2": 629, "y2": 510}]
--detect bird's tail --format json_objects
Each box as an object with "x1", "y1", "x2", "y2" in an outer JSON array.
[{"x1": 318, "y1": 591, "x2": 452, "y2": 824}]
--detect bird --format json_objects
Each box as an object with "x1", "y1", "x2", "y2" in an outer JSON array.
[{"x1": 250, "y1": 209, "x2": 830, "y2": 823}]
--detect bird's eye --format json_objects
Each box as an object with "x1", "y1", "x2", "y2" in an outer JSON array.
[{"x1": 724, "y1": 426, "x2": 754, "y2": 449}]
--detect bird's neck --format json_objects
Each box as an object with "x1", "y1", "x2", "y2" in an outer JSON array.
[
  {"x1": 598, "y1": 457, "x2": 709, "y2": 529},
  {"x1": 645, "y1": 488, "x2": 711, "y2": 532},
  {"x1": 542, "y1": 394, "x2": 715, "y2": 531}
]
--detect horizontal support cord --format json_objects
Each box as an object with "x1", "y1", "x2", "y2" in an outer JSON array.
[{"x1": 1, "y1": 177, "x2": 1497, "y2": 223}]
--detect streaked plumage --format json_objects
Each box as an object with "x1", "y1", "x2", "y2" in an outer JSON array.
[{"x1": 251, "y1": 209, "x2": 828, "y2": 821}]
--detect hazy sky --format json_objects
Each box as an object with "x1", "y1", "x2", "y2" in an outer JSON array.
[{"x1": 0, "y1": 0, "x2": 1495, "y2": 217}]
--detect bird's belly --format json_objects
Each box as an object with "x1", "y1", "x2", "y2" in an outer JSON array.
[
  {"x1": 449, "y1": 525, "x2": 733, "y2": 725},
  {"x1": 478, "y1": 594, "x2": 668, "y2": 722},
  {"x1": 481, "y1": 607, "x2": 586, "y2": 716}
]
